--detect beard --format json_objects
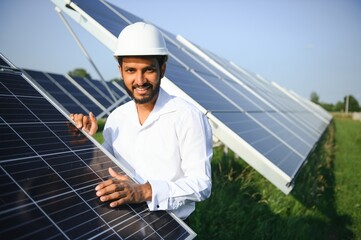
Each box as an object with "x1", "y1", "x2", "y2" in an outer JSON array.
[{"x1": 123, "y1": 80, "x2": 161, "y2": 104}]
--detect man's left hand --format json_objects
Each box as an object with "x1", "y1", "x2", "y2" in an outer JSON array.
[{"x1": 95, "y1": 168, "x2": 152, "y2": 207}]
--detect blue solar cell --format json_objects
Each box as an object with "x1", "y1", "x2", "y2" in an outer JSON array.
[
  {"x1": 73, "y1": 0, "x2": 141, "y2": 36},
  {"x1": 24, "y1": 69, "x2": 86, "y2": 114},
  {"x1": 71, "y1": 76, "x2": 114, "y2": 107},
  {"x1": 212, "y1": 111, "x2": 304, "y2": 178},
  {"x1": 48, "y1": 73, "x2": 103, "y2": 116},
  {"x1": 106, "y1": 81, "x2": 126, "y2": 99},
  {"x1": 166, "y1": 62, "x2": 239, "y2": 112}
]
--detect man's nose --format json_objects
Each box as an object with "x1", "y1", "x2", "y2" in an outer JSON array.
[{"x1": 134, "y1": 71, "x2": 146, "y2": 85}]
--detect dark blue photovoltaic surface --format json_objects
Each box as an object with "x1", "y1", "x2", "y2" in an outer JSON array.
[
  {"x1": 47, "y1": 72, "x2": 104, "y2": 116},
  {"x1": 24, "y1": 69, "x2": 86, "y2": 114},
  {"x1": 0, "y1": 56, "x2": 193, "y2": 239},
  {"x1": 72, "y1": 76, "x2": 114, "y2": 107}
]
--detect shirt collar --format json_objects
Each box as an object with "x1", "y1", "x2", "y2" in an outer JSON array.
[{"x1": 140, "y1": 87, "x2": 176, "y2": 128}]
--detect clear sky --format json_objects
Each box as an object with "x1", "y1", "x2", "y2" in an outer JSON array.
[{"x1": 1, "y1": 0, "x2": 361, "y2": 104}]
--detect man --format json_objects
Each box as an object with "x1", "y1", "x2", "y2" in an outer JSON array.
[{"x1": 71, "y1": 22, "x2": 212, "y2": 220}]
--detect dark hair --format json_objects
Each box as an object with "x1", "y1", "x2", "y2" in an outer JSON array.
[{"x1": 116, "y1": 55, "x2": 168, "y2": 67}]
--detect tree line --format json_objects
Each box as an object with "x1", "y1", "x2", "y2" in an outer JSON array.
[{"x1": 310, "y1": 91, "x2": 360, "y2": 112}]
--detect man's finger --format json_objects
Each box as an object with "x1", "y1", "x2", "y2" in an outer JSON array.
[
  {"x1": 108, "y1": 168, "x2": 129, "y2": 181},
  {"x1": 74, "y1": 113, "x2": 84, "y2": 129},
  {"x1": 95, "y1": 179, "x2": 113, "y2": 191},
  {"x1": 109, "y1": 168, "x2": 119, "y2": 178},
  {"x1": 82, "y1": 115, "x2": 89, "y2": 131},
  {"x1": 100, "y1": 190, "x2": 126, "y2": 202},
  {"x1": 88, "y1": 112, "x2": 98, "y2": 135},
  {"x1": 110, "y1": 198, "x2": 127, "y2": 208}
]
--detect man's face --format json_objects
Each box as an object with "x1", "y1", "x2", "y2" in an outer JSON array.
[{"x1": 119, "y1": 57, "x2": 165, "y2": 104}]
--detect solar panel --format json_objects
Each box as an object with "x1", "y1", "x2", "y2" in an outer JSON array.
[
  {"x1": 51, "y1": 0, "x2": 332, "y2": 194},
  {"x1": 23, "y1": 69, "x2": 90, "y2": 115},
  {"x1": 0, "y1": 57, "x2": 11, "y2": 68},
  {"x1": 83, "y1": 78, "x2": 131, "y2": 113},
  {"x1": 108, "y1": 81, "x2": 129, "y2": 100},
  {"x1": 72, "y1": 76, "x2": 115, "y2": 108},
  {"x1": 0, "y1": 53, "x2": 195, "y2": 239},
  {"x1": 23, "y1": 68, "x2": 127, "y2": 119}
]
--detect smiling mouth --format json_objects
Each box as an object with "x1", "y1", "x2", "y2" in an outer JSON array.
[{"x1": 133, "y1": 84, "x2": 152, "y2": 94}]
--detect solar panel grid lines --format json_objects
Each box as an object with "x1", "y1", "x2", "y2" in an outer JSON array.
[
  {"x1": 64, "y1": 74, "x2": 110, "y2": 116},
  {"x1": 199, "y1": 49, "x2": 321, "y2": 117},
  {"x1": 168, "y1": 38, "x2": 317, "y2": 162},
  {"x1": 283, "y1": 85, "x2": 331, "y2": 124},
  {"x1": 180, "y1": 38, "x2": 328, "y2": 144},
  {"x1": 178, "y1": 38, "x2": 302, "y2": 113},
  {"x1": 97, "y1": 96, "x2": 129, "y2": 119},
  {"x1": 110, "y1": 81, "x2": 129, "y2": 98},
  {"x1": 44, "y1": 70, "x2": 100, "y2": 115},
  {"x1": 25, "y1": 68, "x2": 131, "y2": 119},
  {"x1": 72, "y1": 76, "x2": 114, "y2": 107},
  {"x1": 169, "y1": 40, "x2": 329, "y2": 177},
  {"x1": 244, "y1": 73, "x2": 330, "y2": 133},
  {"x1": 46, "y1": 72, "x2": 104, "y2": 116},
  {"x1": 99, "y1": 0, "x2": 133, "y2": 25},
  {"x1": 0, "y1": 55, "x2": 195, "y2": 239},
  {"x1": 81, "y1": 77, "x2": 116, "y2": 104},
  {"x1": 205, "y1": 112, "x2": 294, "y2": 188},
  {"x1": 21, "y1": 69, "x2": 82, "y2": 120}
]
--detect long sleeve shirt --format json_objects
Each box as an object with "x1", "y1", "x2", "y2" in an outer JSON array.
[{"x1": 102, "y1": 88, "x2": 212, "y2": 219}]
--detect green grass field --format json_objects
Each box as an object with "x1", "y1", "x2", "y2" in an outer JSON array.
[{"x1": 93, "y1": 116, "x2": 361, "y2": 239}]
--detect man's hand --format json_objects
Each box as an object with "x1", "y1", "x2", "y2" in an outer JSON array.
[
  {"x1": 69, "y1": 112, "x2": 98, "y2": 136},
  {"x1": 95, "y1": 168, "x2": 152, "y2": 207}
]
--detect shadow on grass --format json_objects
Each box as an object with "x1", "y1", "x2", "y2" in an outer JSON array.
[
  {"x1": 190, "y1": 120, "x2": 353, "y2": 239},
  {"x1": 291, "y1": 120, "x2": 353, "y2": 239}
]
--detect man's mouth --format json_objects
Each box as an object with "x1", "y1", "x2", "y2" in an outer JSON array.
[{"x1": 133, "y1": 84, "x2": 152, "y2": 95}]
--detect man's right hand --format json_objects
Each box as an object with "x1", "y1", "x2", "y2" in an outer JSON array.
[{"x1": 69, "y1": 112, "x2": 98, "y2": 136}]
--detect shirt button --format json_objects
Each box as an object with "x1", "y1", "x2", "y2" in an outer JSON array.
[{"x1": 156, "y1": 205, "x2": 160, "y2": 208}]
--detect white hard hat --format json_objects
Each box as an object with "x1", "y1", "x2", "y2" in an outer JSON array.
[{"x1": 114, "y1": 22, "x2": 168, "y2": 57}]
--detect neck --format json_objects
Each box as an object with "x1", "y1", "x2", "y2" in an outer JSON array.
[{"x1": 135, "y1": 94, "x2": 158, "y2": 125}]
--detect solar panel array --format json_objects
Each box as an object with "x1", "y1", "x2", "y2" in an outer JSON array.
[
  {"x1": 51, "y1": 0, "x2": 332, "y2": 194},
  {"x1": 22, "y1": 69, "x2": 130, "y2": 119},
  {"x1": 0, "y1": 53, "x2": 195, "y2": 239}
]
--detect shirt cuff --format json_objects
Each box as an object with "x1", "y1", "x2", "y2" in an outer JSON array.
[{"x1": 147, "y1": 179, "x2": 170, "y2": 211}]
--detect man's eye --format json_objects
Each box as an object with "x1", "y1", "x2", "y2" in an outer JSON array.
[{"x1": 146, "y1": 68, "x2": 155, "y2": 73}]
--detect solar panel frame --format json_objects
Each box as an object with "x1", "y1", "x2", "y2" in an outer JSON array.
[{"x1": 0, "y1": 53, "x2": 196, "y2": 239}]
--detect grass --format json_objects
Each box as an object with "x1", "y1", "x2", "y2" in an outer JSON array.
[
  {"x1": 93, "y1": 132, "x2": 104, "y2": 144},
  {"x1": 93, "y1": 117, "x2": 361, "y2": 239},
  {"x1": 190, "y1": 116, "x2": 361, "y2": 239},
  {"x1": 334, "y1": 118, "x2": 361, "y2": 236}
]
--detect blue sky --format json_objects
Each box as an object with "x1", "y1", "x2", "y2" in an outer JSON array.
[{"x1": 1, "y1": 0, "x2": 361, "y2": 104}]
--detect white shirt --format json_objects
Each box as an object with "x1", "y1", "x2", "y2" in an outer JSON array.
[{"x1": 102, "y1": 88, "x2": 212, "y2": 219}]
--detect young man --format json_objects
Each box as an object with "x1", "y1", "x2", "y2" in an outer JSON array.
[{"x1": 71, "y1": 22, "x2": 212, "y2": 220}]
